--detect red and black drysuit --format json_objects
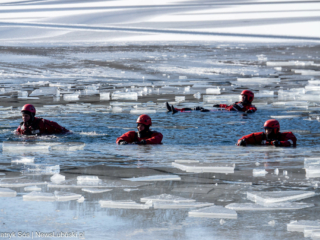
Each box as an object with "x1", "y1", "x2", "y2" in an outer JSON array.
[
  {"x1": 16, "y1": 117, "x2": 69, "y2": 135},
  {"x1": 238, "y1": 131, "x2": 297, "y2": 147},
  {"x1": 175, "y1": 102, "x2": 257, "y2": 113},
  {"x1": 116, "y1": 130, "x2": 163, "y2": 144}
]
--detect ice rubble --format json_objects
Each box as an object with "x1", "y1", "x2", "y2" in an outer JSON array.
[
  {"x1": 140, "y1": 194, "x2": 195, "y2": 203},
  {"x1": 24, "y1": 186, "x2": 42, "y2": 191},
  {"x1": 82, "y1": 188, "x2": 112, "y2": 193},
  {"x1": 99, "y1": 200, "x2": 151, "y2": 209},
  {"x1": 305, "y1": 158, "x2": 320, "y2": 178},
  {"x1": 172, "y1": 161, "x2": 235, "y2": 173},
  {"x1": 122, "y1": 175, "x2": 181, "y2": 181},
  {"x1": 11, "y1": 157, "x2": 35, "y2": 164},
  {"x1": 252, "y1": 169, "x2": 267, "y2": 176},
  {"x1": 225, "y1": 202, "x2": 314, "y2": 211},
  {"x1": 189, "y1": 206, "x2": 237, "y2": 219},
  {"x1": 23, "y1": 191, "x2": 82, "y2": 202},
  {"x1": 0, "y1": 178, "x2": 47, "y2": 187},
  {"x1": 247, "y1": 191, "x2": 315, "y2": 205},
  {"x1": 22, "y1": 164, "x2": 60, "y2": 175},
  {"x1": 0, "y1": 188, "x2": 17, "y2": 197},
  {"x1": 50, "y1": 173, "x2": 65, "y2": 183},
  {"x1": 153, "y1": 201, "x2": 214, "y2": 209},
  {"x1": 287, "y1": 220, "x2": 320, "y2": 232}
]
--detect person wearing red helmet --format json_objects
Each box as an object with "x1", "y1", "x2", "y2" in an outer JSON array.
[
  {"x1": 116, "y1": 114, "x2": 163, "y2": 145},
  {"x1": 16, "y1": 104, "x2": 69, "y2": 135},
  {"x1": 236, "y1": 119, "x2": 297, "y2": 147},
  {"x1": 166, "y1": 90, "x2": 257, "y2": 114}
]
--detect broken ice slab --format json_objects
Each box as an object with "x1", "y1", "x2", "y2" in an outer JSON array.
[
  {"x1": 304, "y1": 158, "x2": 320, "y2": 169},
  {"x1": 174, "y1": 160, "x2": 199, "y2": 163},
  {"x1": 153, "y1": 201, "x2": 214, "y2": 209},
  {"x1": 253, "y1": 169, "x2": 267, "y2": 176},
  {"x1": 293, "y1": 69, "x2": 320, "y2": 75},
  {"x1": 270, "y1": 115, "x2": 302, "y2": 119},
  {"x1": 175, "y1": 96, "x2": 185, "y2": 102},
  {"x1": 24, "y1": 186, "x2": 41, "y2": 192},
  {"x1": 172, "y1": 162, "x2": 235, "y2": 173},
  {"x1": 189, "y1": 206, "x2": 237, "y2": 219},
  {"x1": 0, "y1": 178, "x2": 47, "y2": 187},
  {"x1": 50, "y1": 142, "x2": 85, "y2": 151},
  {"x1": 305, "y1": 227, "x2": 320, "y2": 238},
  {"x1": 247, "y1": 191, "x2": 315, "y2": 205},
  {"x1": 112, "y1": 92, "x2": 138, "y2": 100},
  {"x1": 206, "y1": 88, "x2": 221, "y2": 94},
  {"x1": 287, "y1": 220, "x2": 320, "y2": 232},
  {"x1": 23, "y1": 192, "x2": 55, "y2": 202},
  {"x1": 30, "y1": 87, "x2": 59, "y2": 96},
  {"x1": 306, "y1": 169, "x2": 320, "y2": 178},
  {"x1": 48, "y1": 178, "x2": 150, "y2": 188},
  {"x1": 11, "y1": 157, "x2": 34, "y2": 164},
  {"x1": 140, "y1": 194, "x2": 195, "y2": 203},
  {"x1": 77, "y1": 176, "x2": 99, "y2": 181},
  {"x1": 63, "y1": 93, "x2": 80, "y2": 101},
  {"x1": 99, "y1": 200, "x2": 151, "y2": 209},
  {"x1": 0, "y1": 188, "x2": 17, "y2": 197},
  {"x1": 203, "y1": 94, "x2": 238, "y2": 103},
  {"x1": 122, "y1": 175, "x2": 181, "y2": 182},
  {"x1": 18, "y1": 91, "x2": 28, "y2": 98},
  {"x1": 81, "y1": 188, "x2": 112, "y2": 193},
  {"x1": 112, "y1": 107, "x2": 123, "y2": 113},
  {"x1": 237, "y1": 77, "x2": 280, "y2": 83},
  {"x1": 193, "y1": 92, "x2": 201, "y2": 99},
  {"x1": 272, "y1": 101, "x2": 308, "y2": 107},
  {"x1": 50, "y1": 173, "x2": 65, "y2": 183},
  {"x1": 54, "y1": 191, "x2": 82, "y2": 202},
  {"x1": 297, "y1": 94, "x2": 320, "y2": 102},
  {"x1": 100, "y1": 92, "x2": 110, "y2": 100},
  {"x1": 123, "y1": 188, "x2": 139, "y2": 192},
  {"x1": 2, "y1": 142, "x2": 50, "y2": 153},
  {"x1": 255, "y1": 90, "x2": 274, "y2": 98},
  {"x1": 267, "y1": 61, "x2": 314, "y2": 66},
  {"x1": 225, "y1": 202, "x2": 314, "y2": 211},
  {"x1": 130, "y1": 109, "x2": 156, "y2": 114},
  {"x1": 22, "y1": 164, "x2": 60, "y2": 175}
]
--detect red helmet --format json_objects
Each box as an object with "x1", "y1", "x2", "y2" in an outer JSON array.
[
  {"x1": 241, "y1": 90, "x2": 254, "y2": 103},
  {"x1": 137, "y1": 114, "x2": 152, "y2": 126},
  {"x1": 21, "y1": 104, "x2": 36, "y2": 115},
  {"x1": 264, "y1": 119, "x2": 280, "y2": 134}
]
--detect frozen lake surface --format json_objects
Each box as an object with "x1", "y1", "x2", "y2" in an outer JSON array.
[{"x1": 1, "y1": 0, "x2": 320, "y2": 239}]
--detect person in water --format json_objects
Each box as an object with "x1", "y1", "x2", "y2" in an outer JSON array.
[
  {"x1": 116, "y1": 114, "x2": 163, "y2": 145},
  {"x1": 166, "y1": 90, "x2": 257, "y2": 114},
  {"x1": 16, "y1": 104, "x2": 69, "y2": 135},
  {"x1": 237, "y1": 119, "x2": 296, "y2": 147}
]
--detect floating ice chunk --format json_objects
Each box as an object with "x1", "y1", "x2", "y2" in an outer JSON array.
[
  {"x1": 193, "y1": 92, "x2": 201, "y2": 99},
  {"x1": 237, "y1": 77, "x2": 280, "y2": 83},
  {"x1": 100, "y1": 92, "x2": 110, "y2": 100},
  {"x1": 174, "y1": 160, "x2": 199, "y2": 163},
  {"x1": 11, "y1": 157, "x2": 34, "y2": 164},
  {"x1": 305, "y1": 85, "x2": 320, "y2": 91},
  {"x1": 172, "y1": 162, "x2": 235, "y2": 173},
  {"x1": 77, "y1": 196, "x2": 85, "y2": 203},
  {"x1": 130, "y1": 109, "x2": 156, "y2": 114},
  {"x1": 18, "y1": 91, "x2": 28, "y2": 98},
  {"x1": 270, "y1": 115, "x2": 302, "y2": 119},
  {"x1": 23, "y1": 164, "x2": 60, "y2": 175},
  {"x1": 179, "y1": 76, "x2": 187, "y2": 79},
  {"x1": 274, "y1": 67, "x2": 282, "y2": 71},
  {"x1": 112, "y1": 107, "x2": 123, "y2": 113},
  {"x1": 267, "y1": 61, "x2": 314, "y2": 66},
  {"x1": 2, "y1": 142, "x2": 50, "y2": 153},
  {"x1": 153, "y1": 201, "x2": 214, "y2": 209},
  {"x1": 253, "y1": 169, "x2": 267, "y2": 176},
  {"x1": 81, "y1": 188, "x2": 112, "y2": 193},
  {"x1": 220, "y1": 219, "x2": 226, "y2": 225},
  {"x1": 206, "y1": 88, "x2": 221, "y2": 94},
  {"x1": 175, "y1": 96, "x2": 185, "y2": 102},
  {"x1": 305, "y1": 158, "x2": 320, "y2": 169},
  {"x1": 54, "y1": 191, "x2": 82, "y2": 202},
  {"x1": 123, "y1": 188, "x2": 139, "y2": 192},
  {"x1": 268, "y1": 220, "x2": 276, "y2": 227},
  {"x1": 63, "y1": 93, "x2": 80, "y2": 101},
  {"x1": 51, "y1": 142, "x2": 85, "y2": 151},
  {"x1": 305, "y1": 227, "x2": 320, "y2": 238},
  {"x1": 24, "y1": 186, "x2": 41, "y2": 192},
  {"x1": 50, "y1": 173, "x2": 65, "y2": 183},
  {"x1": 311, "y1": 230, "x2": 320, "y2": 239},
  {"x1": 112, "y1": 92, "x2": 138, "y2": 100},
  {"x1": 189, "y1": 206, "x2": 237, "y2": 219},
  {"x1": 283, "y1": 170, "x2": 288, "y2": 176},
  {"x1": 30, "y1": 87, "x2": 58, "y2": 96},
  {"x1": 306, "y1": 169, "x2": 320, "y2": 178},
  {"x1": 0, "y1": 188, "x2": 17, "y2": 197},
  {"x1": 247, "y1": 191, "x2": 315, "y2": 205},
  {"x1": 0, "y1": 178, "x2": 47, "y2": 187},
  {"x1": 297, "y1": 94, "x2": 320, "y2": 101},
  {"x1": 274, "y1": 168, "x2": 279, "y2": 175},
  {"x1": 308, "y1": 80, "x2": 320, "y2": 85},
  {"x1": 225, "y1": 202, "x2": 314, "y2": 211},
  {"x1": 140, "y1": 194, "x2": 195, "y2": 203},
  {"x1": 77, "y1": 176, "x2": 99, "y2": 181},
  {"x1": 23, "y1": 192, "x2": 55, "y2": 201},
  {"x1": 255, "y1": 90, "x2": 274, "y2": 98},
  {"x1": 99, "y1": 200, "x2": 150, "y2": 209},
  {"x1": 123, "y1": 175, "x2": 181, "y2": 182},
  {"x1": 293, "y1": 69, "x2": 320, "y2": 75},
  {"x1": 287, "y1": 220, "x2": 320, "y2": 232}
]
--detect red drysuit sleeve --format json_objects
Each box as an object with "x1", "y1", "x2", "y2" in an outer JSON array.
[
  {"x1": 238, "y1": 132, "x2": 264, "y2": 145},
  {"x1": 145, "y1": 131, "x2": 163, "y2": 144},
  {"x1": 40, "y1": 119, "x2": 69, "y2": 134},
  {"x1": 116, "y1": 131, "x2": 136, "y2": 144},
  {"x1": 278, "y1": 132, "x2": 297, "y2": 147}
]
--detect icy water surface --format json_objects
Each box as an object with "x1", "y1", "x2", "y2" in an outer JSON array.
[{"x1": 0, "y1": 43, "x2": 320, "y2": 239}]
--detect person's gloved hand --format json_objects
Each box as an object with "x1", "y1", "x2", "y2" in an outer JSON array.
[
  {"x1": 133, "y1": 140, "x2": 146, "y2": 145},
  {"x1": 119, "y1": 141, "x2": 128, "y2": 145},
  {"x1": 200, "y1": 109, "x2": 210, "y2": 112},
  {"x1": 237, "y1": 139, "x2": 247, "y2": 146},
  {"x1": 272, "y1": 140, "x2": 281, "y2": 147},
  {"x1": 193, "y1": 106, "x2": 203, "y2": 110},
  {"x1": 213, "y1": 104, "x2": 220, "y2": 108}
]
